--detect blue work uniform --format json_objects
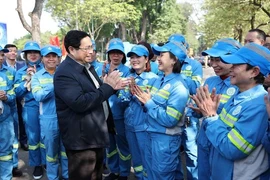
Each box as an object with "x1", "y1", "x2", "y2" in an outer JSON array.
[
  {"x1": 14, "y1": 61, "x2": 46, "y2": 167},
  {"x1": 0, "y1": 65, "x2": 19, "y2": 169},
  {"x1": 178, "y1": 57, "x2": 203, "y2": 180},
  {"x1": 144, "y1": 73, "x2": 189, "y2": 180},
  {"x1": 205, "y1": 85, "x2": 269, "y2": 179},
  {"x1": 90, "y1": 60, "x2": 103, "y2": 78},
  {"x1": 150, "y1": 61, "x2": 159, "y2": 75},
  {"x1": 0, "y1": 71, "x2": 15, "y2": 180},
  {"x1": 198, "y1": 76, "x2": 238, "y2": 180},
  {"x1": 31, "y1": 68, "x2": 68, "y2": 180},
  {"x1": 120, "y1": 71, "x2": 158, "y2": 179},
  {"x1": 106, "y1": 63, "x2": 132, "y2": 177}
]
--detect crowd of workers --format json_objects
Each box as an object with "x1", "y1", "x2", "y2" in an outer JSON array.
[{"x1": 0, "y1": 28, "x2": 269, "y2": 180}]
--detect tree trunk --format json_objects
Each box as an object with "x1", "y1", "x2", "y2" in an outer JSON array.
[
  {"x1": 140, "y1": 10, "x2": 148, "y2": 41},
  {"x1": 119, "y1": 23, "x2": 126, "y2": 41},
  {"x1": 16, "y1": 0, "x2": 44, "y2": 44}
]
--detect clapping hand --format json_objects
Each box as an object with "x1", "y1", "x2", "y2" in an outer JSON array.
[
  {"x1": 190, "y1": 85, "x2": 220, "y2": 118},
  {"x1": 189, "y1": 87, "x2": 217, "y2": 115},
  {"x1": 133, "y1": 85, "x2": 151, "y2": 104},
  {"x1": 103, "y1": 70, "x2": 130, "y2": 90},
  {"x1": 0, "y1": 90, "x2": 7, "y2": 101}
]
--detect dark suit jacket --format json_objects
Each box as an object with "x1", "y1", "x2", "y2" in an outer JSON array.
[
  {"x1": 54, "y1": 55, "x2": 115, "y2": 150},
  {"x1": 3, "y1": 60, "x2": 25, "y2": 71}
]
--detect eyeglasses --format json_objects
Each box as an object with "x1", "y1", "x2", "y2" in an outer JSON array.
[{"x1": 77, "y1": 46, "x2": 93, "y2": 52}]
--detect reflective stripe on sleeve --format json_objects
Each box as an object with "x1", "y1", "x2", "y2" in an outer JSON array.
[{"x1": 228, "y1": 128, "x2": 255, "y2": 154}]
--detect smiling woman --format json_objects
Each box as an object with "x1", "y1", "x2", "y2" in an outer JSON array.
[
  {"x1": 191, "y1": 43, "x2": 270, "y2": 180},
  {"x1": 131, "y1": 41, "x2": 189, "y2": 180}
]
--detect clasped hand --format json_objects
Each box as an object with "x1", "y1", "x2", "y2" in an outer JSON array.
[
  {"x1": 189, "y1": 85, "x2": 220, "y2": 118},
  {"x1": 103, "y1": 70, "x2": 130, "y2": 90},
  {"x1": 0, "y1": 90, "x2": 7, "y2": 101}
]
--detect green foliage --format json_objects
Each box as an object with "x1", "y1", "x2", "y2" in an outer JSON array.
[
  {"x1": 13, "y1": 31, "x2": 56, "y2": 49},
  {"x1": 200, "y1": 0, "x2": 270, "y2": 48},
  {"x1": 148, "y1": 0, "x2": 187, "y2": 43},
  {"x1": 45, "y1": 0, "x2": 140, "y2": 39}
]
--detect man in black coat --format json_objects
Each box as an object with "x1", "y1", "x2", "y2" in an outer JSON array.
[{"x1": 54, "y1": 30, "x2": 128, "y2": 180}]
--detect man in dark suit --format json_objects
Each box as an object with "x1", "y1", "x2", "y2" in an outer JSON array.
[
  {"x1": 54, "y1": 30, "x2": 129, "y2": 180},
  {"x1": 4, "y1": 44, "x2": 27, "y2": 177}
]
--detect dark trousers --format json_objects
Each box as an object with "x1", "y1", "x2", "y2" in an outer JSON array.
[
  {"x1": 17, "y1": 99, "x2": 27, "y2": 144},
  {"x1": 66, "y1": 148, "x2": 104, "y2": 180}
]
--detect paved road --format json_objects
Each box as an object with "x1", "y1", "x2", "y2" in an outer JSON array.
[{"x1": 12, "y1": 66, "x2": 215, "y2": 180}]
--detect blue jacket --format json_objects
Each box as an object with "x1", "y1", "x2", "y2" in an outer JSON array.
[
  {"x1": 0, "y1": 71, "x2": 15, "y2": 122},
  {"x1": 106, "y1": 63, "x2": 130, "y2": 120},
  {"x1": 145, "y1": 73, "x2": 189, "y2": 135},
  {"x1": 204, "y1": 85, "x2": 269, "y2": 180},
  {"x1": 90, "y1": 60, "x2": 103, "y2": 78},
  {"x1": 197, "y1": 76, "x2": 239, "y2": 179},
  {"x1": 14, "y1": 62, "x2": 44, "y2": 107},
  {"x1": 3, "y1": 60, "x2": 25, "y2": 71},
  {"x1": 120, "y1": 71, "x2": 158, "y2": 132},
  {"x1": 181, "y1": 57, "x2": 203, "y2": 95},
  {"x1": 31, "y1": 68, "x2": 56, "y2": 118},
  {"x1": 0, "y1": 65, "x2": 16, "y2": 112},
  {"x1": 150, "y1": 61, "x2": 159, "y2": 74}
]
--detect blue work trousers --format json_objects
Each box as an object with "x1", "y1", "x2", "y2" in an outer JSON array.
[
  {"x1": 40, "y1": 116, "x2": 68, "y2": 180},
  {"x1": 145, "y1": 132, "x2": 181, "y2": 180},
  {"x1": 11, "y1": 110, "x2": 19, "y2": 168},
  {"x1": 22, "y1": 106, "x2": 46, "y2": 166},
  {"x1": 0, "y1": 116, "x2": 14, "y2": 180},
  {"x1": 126, "y1": 130, "x2": 148, "y2": 180},
  {"x1": 107, "y1": 119, "x2": 131, "y2": 177}
]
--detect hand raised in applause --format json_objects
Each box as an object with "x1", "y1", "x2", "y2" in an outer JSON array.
[
  {"x1": 190, "y1": 85, "x2": 220, "y2": 118},
  {"x1": 133, "y1": 85, "x2": 151, "y2": 104},
  {"x1": 103, "y1": 70, "x2": 130, "y2": 90},
  {"x1": 189, "y1": 87, "x2": 217, "y2": 115},
  {"x1": 0, "y1": 90, "x2": 7, "y2": 101}
]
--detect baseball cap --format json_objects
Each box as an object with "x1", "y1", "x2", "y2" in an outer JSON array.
[
  {"x1": 168, "y1": 34, "x2": 186, "y2": 44},
  {"x1": 41, "y1": 45, "x2": 61, "y2": 57},
  {"x1": 107, "y1": 38, "x2": 125, "y2": 54},
  {"x1": 0, "y1": 46, "x2": 9, "y2": 53},
  {"x1": 152, "y1": 41, "x2": 187, "y2": 62},
  {"x1": 127, "y1": 45, "x2": 149, "y2": 57},
  {"x1": 22, "y1": 41, "x2": 40, "y2": 52},
  {"x1": 220, "y1": 43, "x2": 270, "y2": 76},
  {"x1": 202, "y1": 38, "x2": 242, "y2": 57}
]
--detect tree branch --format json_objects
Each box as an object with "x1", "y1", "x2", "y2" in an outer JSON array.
[
  {"x1": 252, "y1": 0, "x2": 270, "y2": 18},
  {"x1": 256, "y1": 21, "x2": 270, "y2": 28},
  {"x1": 93, "y1": 22, "x2": 106, "y2": 40},
  {"x1": 16, "y1": 0, "x2": 31, "y2": 33}
]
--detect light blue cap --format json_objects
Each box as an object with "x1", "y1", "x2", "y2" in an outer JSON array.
[
  {"x1": 0, "y1": 46, "x2": 9, "y2": 53},
  {"x1": 107, "y1": 38, "x2": 125, "y2": 54},
  {"x1": 91, "y1": 40, "x2": 96, "y2": 51},
  {"x1": 202, "y1": 38, "x2": 242, "y2": 57},
  {"x1": 168, "y1": 34, "x2": 186, "y2": 44},
  {"x1": 41, "y1": 45, "x2": 61, "y2": 57},
  {"x1": 220, "y1": 43, "x2": 270, "y2": 76},
  {"x1": 127, "y1": 45, "x2": 149, "y2": 57},
  {"x1": 22, "y1": 41, "x2": 40, "y2": 52},
  {"x1": 152, "y1": 41, "x2": 187, "y2": 62}
]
